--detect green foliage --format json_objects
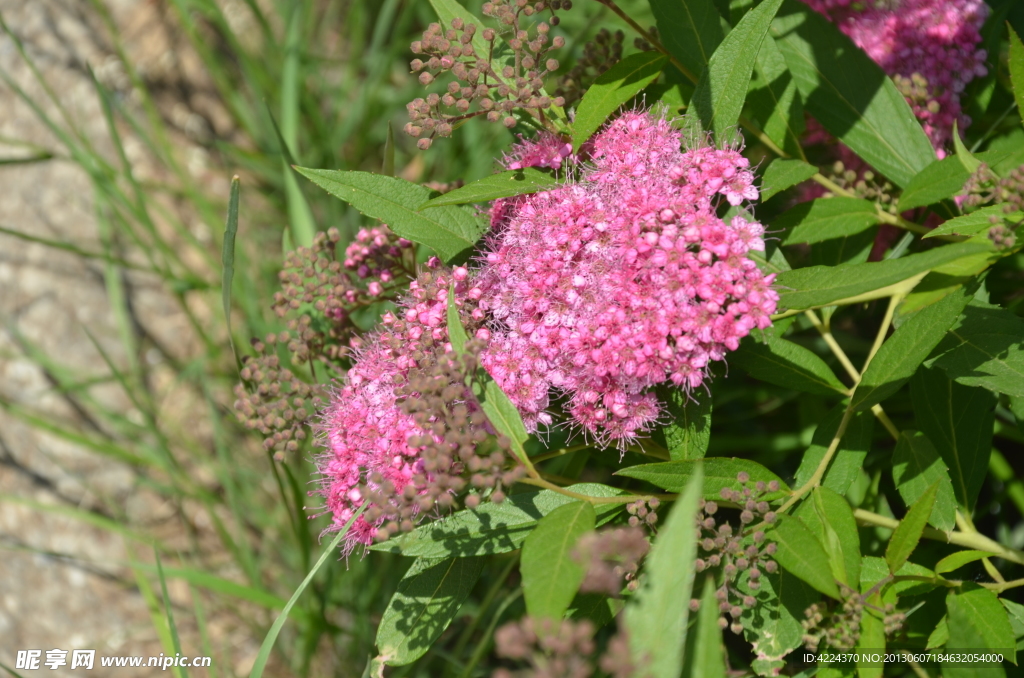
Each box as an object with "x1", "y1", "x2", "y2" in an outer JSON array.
[
  {"x1": 777, "y1": 197, "x2": 881, "y2": 244},
  {"x1": 885, "y1": 480, "x2": 938, "y2": 574},
  {"x1": 731, "y1": 334, "x2": 850, "y2": 396},
  {"x1": 652, "y1": 386, "x2": 712, "y2": 460},
  {"x1": 892, "y1": 431, "x2": 957, "y2": 531},
  {"x1": 521, "y1": 501, "x2": 595, "y2": 620},
  {"x1": 760, "y1": 158, "x2": 818, "y2": 201},
  {"x1": 771, "y1": 515, "x2": 842, "y2": 600},
  {"x1": 572, "y1": 52, "x2": 669, "y2": 151},
  {"x1": 616, "y1": 458, "x2": 789, "y2": 498},
  {"x1": 420, "y1": 168, "x2": 560, "y2": 207}
]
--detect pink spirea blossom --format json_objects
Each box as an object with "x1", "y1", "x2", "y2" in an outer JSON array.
[
  {"x1": 317, "y1": 271, "x2": 471, "y2": 555},
  {"x1": 800, "y1": 0, "x2": 988, "y2": 152},
  {"x1": 476, "y1": 112, "x2": 777, "y2": 443},
  {"x1": 503, "y1": 131, "x2": 574, "y2": 170}
]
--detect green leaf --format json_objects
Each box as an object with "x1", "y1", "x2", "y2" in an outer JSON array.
[
  {"x1": 952, "y1": 119, "x2": 983, "y2": 174},
  {"x1": 567, "y1": 593, "x2": 623, "y2": 629},
  {"x1": 1008, "y1": 27, "x2": 1024, "y2": 130},
  {"x1": 924, "y1": 206, "x2": 1023, "y2": 239},
  {"x1": 738, "y1": 568, "x2": 817, "y2": 676},
  {"x1": 429, "y1": 0, "x2": 511, "y2": 86},
  {"x1": 945, "y1": 584, "x2": 1015, "y2": 664},
  {"x1": 382, "y1": 122, "x2": 395, "y2": 177},
  {"x1": 928, "y1": 302, "x2": 1024, "y2": 397},
  {"x1": 778, "y1": 197, "x2": 880, "y2": 245},
  {"x1": 885, "y1": 480, "x2": 938, "y2": 574},
  {"x1": 371, "y1": 484, "x2": 624, "y2": 557},
  {"x1": 795, "y1": 487, "x2": 861, "y2": 588},
  {"x1": 771, "y1": 514, "x2": 841, "y2": 600},
  {"x1": 747, "y1": 34, "x2": 806, "y2": 158},
  {"x1": 775, "y1": 241, "x2": 991, "y2": 311},
  {"x1": 652, "y1": 386, "x2": 712, "y2": 461},
  {"x1": 898, "y1": 156, "x2": 972, "y2": 212},
  {"x1": 856, "y1": 608, "x2": 886, "y2": 678},
  {"x1": 375, "y1": 556, "x2": 484, "y2": 665},
  {"x1": 770, "y1": 0, "x2": 935, "y2": 187},
  {"x1": 295, "y1": 168, "x2": 486, "y2": 262},
  {"x1": 616, "y1": 458, "x2": 788, "y2": 500},
  {"x1": 851, "y1": 280, "x2": 976, "y2": 411},
  {"x1": 475, "y1": 375, "x2": 532, "y2": 469},
  {"x1": 521, "y1": 501, "x2": 596, "y2": 621},
  {"x1": 572, "y1": 52, "x2": 668, "y2": 152},
  {"x1": 794, "y1": 405, "x2": 874, "y2": 495},
  {"x1": 648, "y1": 0, "x2": 724, "y2": 81},
  {"x1": 683, "y1": 578, "x2": 726, "y2": 678},
  {"x1": 1002, "y1": 599, "x2": 1024, "y2": 651},
  {"x1": 911, "y1": 367, "x2": 995, "y2": 511},
  {"x1": 446, "y1": 283, "x2": 468, "y2": 355},
  {"x1": 760, "y1": 158, "x2": 817, "y2": 201},
  {"x1": 685, "y1": 0, "x2": 784, "y2": 140},
  {"x1": 731, "y1": 334, "x2": 848, "y2": 396},
  {"x1": 935, "y1": 550, "x2": 991, "y2": 575},
  {"x1": 892, "y1": 431, "x2": 957, "y2": 532},
  {"x1": 860, "y1": 555, "x2": 938, "y2": 596},
  {"x1": 625, "y1": 465, "x2": 703, "y2": 678},
  {"x1": 221, "y1": 176, "x2": 240, "y2": 365},
  {"x1": 420, "y1": 168, "x2": 560, "y2": 208}
]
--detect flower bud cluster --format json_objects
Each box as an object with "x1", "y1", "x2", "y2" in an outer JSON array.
[
  {"x1": 959, "y1": 162, "x2": 1024, "y2": 250},
  {"x1": 493, "y1": 617, "x2": 637, "y2": 678},
  {"x1": 824, "y1": 159, "x2": 897, "y2": 213},
  {"x1": 802, "y1": 589, "x2": 905, "y2": 651},
  {"x1": 477, "y1": 112, "x2": 776, "y2": 444},
  {"x1": 625, "y1": 497, "x2": 660, "y2": 529},
  {"x1": 406, "y1": 2, "x2": 568, "y2": 149},
  {"x1": 800, "y1": 0, "x2": 988, "y2": 152},
  {"x1": 688, "y1": 473, "x2": 780, "y2": 635},
  {"x1": 316, "y1": 269, "x2": 521, "y2": 554},
  {"x1": 572, "y1": 525, "x2": 650, "y2": 596},
  {"x1": 554, "y1": 28, "x2": 625, "y2": 108}
]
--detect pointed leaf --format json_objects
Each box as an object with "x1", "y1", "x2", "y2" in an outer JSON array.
[
  {"x1": 683, "y1": 578, "x2": 726, "y2": 678},
  {"x1": 945, "y1": 584, "x2": 1015, "y2": 665},
  {"x1": 730, "y1": 334, "x2": 848, "y2": 396},
  {"x1": 521, "y1": 501, "x2": 596, "y2": 621},
  {"x1": 770, "y1": 0, "x2": 935, "y2": 187},
  {"x1": 912, "y1": 367, "x2": 995, "y2": 511},
  {"x1": 1008, "y1": 27, "x2": 1024, "y2": 130},
  {"x1": 747, "y1": 34, "x2": 806, "y2": 158},
  {"x1": 892, "y1": 431, "x2": 957, "y2": 532},
  {"x1": 928, "y1": 302, "x2": 1024, "y2": 397},
  {"x1": 686, "y1": 0, "x2": 784, "y2": 140},
  {"x1": 935, "y1": 550, "x2": 991, "y2": 575},
  {"x1": 856, "y1": 607, "x2": 886, "y2": 678},
  {"x1": 625, "y1": 466, "x2": 703, "y2": 678},
  {"x1": 777, "y1": 197, "x2": 880, "y2": 244},
  {"x1": 924, "y1": 206, "x2": 1023, "y2": 239},
  {"x1": 446, "y1": 284, "x2": 468, "y2": 355},
  {"x1": 652, "y1": 386, "x2": 712, "y2": 461},
  {"x1": 885, "y1": 480, "x2": 939, "y2": 574},
  {"x1": 616, "y1": 458, "x2": 788, "y2": 500},
  {"x1": 899, "y1": 156, "x2": 972, "y2": 212},
  {"x1": 760, "y1": 158, "x2": 817, "y2": 201},
  {"x1": 375, "y1": 557, "x2": 484, "y2": 665},
  {"x1": 794, "y1": 405, "x2": 874, "y2": 495},
  {"x1": 852, "y1": 280, "x2": 976, "y2": 411},
  {"x1": 649, "y1": 0, "x2": 724, "y2": 81},
  {"x1": 420, "y1": 168, "x2": 560, "y2": 208},
  {"x1": 738, "y1": 568, "x2": 817, "y2": 676},
  {"x1": 775, "y1": 241, "x2": 991, "y2": 311},
  {"x1": 795, "y1": 487, "x2": 861, "y2": 588},
  {"x1": 295, "y1": 168, "x2": 486, "y2": 262},
  {"x1": 772, "y1": 515, "x2": 841, "y2": 600},
  {"x1": 572, "y1": 52, "x2": 668, "y2": 151}
]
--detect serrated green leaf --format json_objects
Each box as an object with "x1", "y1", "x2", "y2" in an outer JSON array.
[
  {"x1": 928, "y1": 303, "x2": 1024, "y2": 397},
  {"x1": 652, "y1": 386, "x2": 712, "y2": 461},
  {"x1": 625, "y1": 466, "x2": 703, "y2": 678},
  {"x1": 852, "y1": 281, "x2": 976, "y2": 411},
  {"x1": 731, "y1": 334, "x2": 848, "y2": 396},
  {"x1": 572, "y1": 52, "x2": 668, "y2": 152},
  {"x1": 770, "y1": 0, "x2": 935, "y2": 187},
  {"x1": 747, "y1": 34, "x2": 806, "y2": 158},
  {"x1": 760, "y1": 158, "x2": 817, "y2": 201},
  {"x1": 615, "y1": 458, "x2": 788, "y2": 500},
  {"x1": 771, "y1": 514, "x2": 841, "y2": 600},
  {"x1": 775, "y1": 241, "x2": 991, "y2": 311},
  {"x1": 738, "y1": 567, "x2": 817, "y2": 676},
  {"x1": 1002, "y1": 599, "x2": 1024, "y2": 651},
  {"x1": 477, "y1": 377, "x2": 531, "y2": 468},
  {"x1": 420, "y1": 168, "x2": 560, "y2": 208},
  {"x1": 794, "y1": 405, "x2": 874, "y2": 495},
  {"x1": 375, "y1": 556, "x2": 484, "y2": 665},
  {"x1": 892, "y1": 431, "x2": 957, "y2": 532},
  {"x1": 685, "y1": 0, "x2": 784, "y2": 140},
  {"x1": 911, "y1": 367, "x2": 995, "y2": 511},
  {"x1": 860, "y1": 556, "x2": 938, "y2": 596},
  {"x1": 898, "y1": 156, "x2": 972, "y2": 212},
  {"x1": 945, "y1": 584, "x2": 1016, "y2": 669},
  {"x1": 1010, "y1": 27, "x2": 1024, "y2": 129},
  {"x1": 856, "y1": 607, "x2": 886, "y2": 678},
  {"x1": 795, "y1": 487, "x2": 860, "y2": 588},
  {"x1": 885, "y1": 480, "x2": 938, "y2": 574},
  {"x1": 925, "y1": 206, "x2": 1023, "y2": 239},
  {"x1": 370, "y1": 484, "x2": 624, "y2": 557},
  {"x1": 521, "y1": 501, "x2": 595, "y2": 621},
  {"x1": 935, "y1": 550, "x2": 991, "y2": 574},
  {"x1": 683, "y1": 577, "x2": 726, "y2": 678},
  {"x1": 649, "y1": 0, "x2": 724, "y2": 81},
  {"x1": 778, "y1": 197, "x2": 880, "y2": 245},
  {"x1": 295, "y1": 168, "x2": 486, "y2": 262}
]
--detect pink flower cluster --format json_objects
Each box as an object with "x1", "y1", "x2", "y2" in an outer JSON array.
[
  {"x1": 343, "y1": 226, "x2": 413, "y2": 297},
  {"x1": 318, "y1": 271, "x2": 475, "y2": 554},
  {"x1": 801, "y1": 0, "x2": 988, "y2": 152},
  {"x1": 503, "y1": 131, "x2": 574, "y2": 170},
  {"x1": 476, "y1": 112, "x2": 777, "y2": 443}
]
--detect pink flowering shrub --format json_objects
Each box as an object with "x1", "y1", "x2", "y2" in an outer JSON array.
[{"x1": 477, "y1": 113, "x2": 777, "y2": 442}]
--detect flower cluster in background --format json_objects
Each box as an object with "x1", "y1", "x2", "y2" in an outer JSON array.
[
  {"x1": 476, "y1": 112, "x2": 777, "y2": 443},
  {"x1": 493, "y1": 617, "x2": 636, "y2": 678},
  {"x1": 801, "y1": 0, "x2": 988, "y2": 153}
]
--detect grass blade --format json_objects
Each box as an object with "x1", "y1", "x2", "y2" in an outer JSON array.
[
  {"x1": 222, "y1": 176, "x2": 241, "y2": 366},
  {"x1": 155, "y1": 552, "x2": 190, "y2": 678}
]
